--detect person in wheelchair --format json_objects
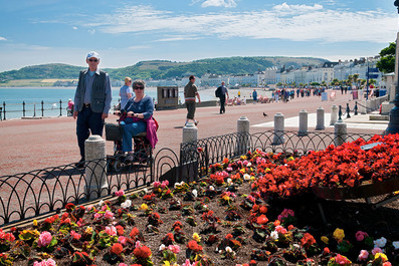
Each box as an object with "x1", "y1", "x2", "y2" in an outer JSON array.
[{"x1": 116, "y1": 79, "x2": 158, "y2": 162}]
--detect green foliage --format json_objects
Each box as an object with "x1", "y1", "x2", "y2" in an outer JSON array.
[
  {"x1": 377, "y1": 42, "x2": 396, "y2": 73},
  {"x1": 0, "y1": 56, "x2": 328, "y2": 82}
]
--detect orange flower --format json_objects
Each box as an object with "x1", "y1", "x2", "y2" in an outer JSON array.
[
  {"x1": 301, "y1": 233, "x2": 316, "y2": 248},
  {"x1": 111, "y1": 243, "x2": 124, "y2": 255},
  {"x1": 256, "y1": 215, "x2": 268, "y2": 225},
  {"x1": 133, "y1": 245, "x2": 152, "y2": 259},
  {"x1": 187, "y1": 240, "x2": 203, "y2": 252},
  {"x1": 129, "y1": 227, "x2": 140, "y2": 238}
]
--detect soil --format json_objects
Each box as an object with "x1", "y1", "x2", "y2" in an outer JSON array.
[{"x1": 9, "y1": 179, "x2": 399, "y2": 266}]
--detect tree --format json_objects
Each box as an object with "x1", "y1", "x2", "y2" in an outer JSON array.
[{"x1": 376, "y1": 42, "x2": 396, "y2": 73}]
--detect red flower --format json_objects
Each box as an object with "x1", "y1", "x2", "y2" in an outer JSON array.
[
  {"x1": 129, "y1": 227, "x2": 140, "y2": 239},
  {"x1": 256, "y1": 215, "x2": 268, "y2": 225},
  {"x1": 300, "y1": 233, "x2": 316, "y2": 248},
  {"x1": 133, "y1": 245, "x2": 152, "y2": 259},
  {"x1": 187, "y1": 240, "x2": 203, "y2": 252},
  {"x1": 115, "y1": 225, "x2": 124, "y2": 236},
  {"x1": 110, "y1": 243, "x2": 124, "y2": 255}
]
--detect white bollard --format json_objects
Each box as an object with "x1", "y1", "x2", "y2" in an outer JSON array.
[
  {"x1": 182, "y1": 122, "x2": 198, "y2": 143},
  {"x1": 330, "y1": 105, "x2": 338, "y2": 125},
  {"x1": 334, "y1": 120, "x2": 347, "y2": 147},
  {"x1": 85, "y1": 135, "x2": 108, "y2": 200},
  {"x1": 360, "y1": 100, "x2": 367, "y2": 115},
  {"x1": 315, "y1": 107, "x2": 325, "y2": 130},
  {"x1": 298, "y1": 110, "x2": 308, "y2": 136},
  {"x1": 236, "y1": 116, "x2": 250, "y2": 155},
  {"x1": 273, "y1": 113, "x2": 285, "y2": 145}
]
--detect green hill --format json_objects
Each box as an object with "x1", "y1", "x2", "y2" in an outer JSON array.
[{"x1": 0, "y1": 56, "x2": 328, "y2": 84}]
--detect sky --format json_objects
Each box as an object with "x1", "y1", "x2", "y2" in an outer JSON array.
[{"x1": 0, "y1": 0, "x2": 398, "y2": 72}]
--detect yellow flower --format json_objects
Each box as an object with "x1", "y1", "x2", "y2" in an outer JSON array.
[
  {"x1": 375, "y1": 253, "x2": 388, "y2": 262},
  {"x1": 320, "y1": 236, "x2": 329, "y2": 244},
  {"x1": 333, "y1": 228, "x2": 345, "y2": 241},
  {"x1": 85, "y1": 226, "x2": 93, "y2": 235},
  {"x1": 163, "y1": 261, "x2": 171, "y2": 266},
  {"x1": 193, "y1": 232, "x2": 201, "y2": 243},
  {"x1": 250, "y1": 176, "x2": 256, "y2": 181},
  {"x1": 139, "y1": 203, "x2": 149, "y2": 211},
  {"x1": 33, "y1": 220, "x2": 38, "y2": 227},
  {"x1": 287, "y1": 156, "x2": 295, "y2": 162},
  {"x1": 240, "y1": 168, "x2": 246, "y2": 174},
  {"x1": 265, "y1": 168, "x2": 271, "y2": 172}
]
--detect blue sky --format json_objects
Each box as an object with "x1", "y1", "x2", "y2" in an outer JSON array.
[{"x1": 0, "y1": 0, "x2": 397, "y2": 72}]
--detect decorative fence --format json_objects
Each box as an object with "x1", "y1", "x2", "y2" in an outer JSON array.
[
  {"x1": 0, "y1": 130, "x2": 376, "y2": 227},
  {"x1": 1, "y1": 100, "x2": 68, "y2": 120}
]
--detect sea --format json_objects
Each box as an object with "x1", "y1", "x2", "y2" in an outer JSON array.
[{"x1": 0, "y1": 86, "x2": 272, "y2": 120}]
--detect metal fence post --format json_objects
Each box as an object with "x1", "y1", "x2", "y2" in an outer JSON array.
[
  {"x1": 59, "y1": 100, "x2": 62, "y2": 116},
  {"x1": 3, "y1": 102, "x2": 6, "y2": 120},
  {"x1": 41, "y1": 101, "x2": 44, "y2": 117},
  {"x1": 33, "y1": 104, "x2": 36, "y2": 117},
  {"x1": 85, "y1": 135, "x2": 108, "y2": 200},
  {"x1": 23, "y1": 101, "x2": 26, "y2": 118}
]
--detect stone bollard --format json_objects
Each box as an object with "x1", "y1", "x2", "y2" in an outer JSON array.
[
  {"x1": 85, "y1": 135, "x2": 108, "y2": 200},
  {"x1": 366, "y1": 100, "x2": 371, "y2": 113},
  {"x1": 272, "y1": 113, "x2": 285, "y2": 145},
  {"x1": 334, "y1": 120, "x2": 347, "y2": 147},
  {"x1": 315, "y1": 107, "x2": 325, "y2": 130},
  {"x1": 236, "y1": 116, "x2": 250, "y2": 155},
  {"x1": 360, "y1": 100, "x2": 367, "y2": 115},
  {"x1": 298, "y1": 110, "x2": 308, "y2": 136},
  {"x1": 182, "y1": 122, "x2": 198, "y2": 143},
  {"x1": 330, "y1": 105, "x2": 338, "y2": 125}
]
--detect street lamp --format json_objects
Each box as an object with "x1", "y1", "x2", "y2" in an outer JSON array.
[{"x1": 385, "y1": 1, "x2": 399, "y2": 134}]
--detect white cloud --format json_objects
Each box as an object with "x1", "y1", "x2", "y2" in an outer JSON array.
[
  {"x1": 0, "y1": 37, "x2": 7, "y2": 41},
  {"x1": 155, "y1": 35, "x2": 202, "y2": 42},
  {"x1": 127, "y1": 45, "x2": 150, "y2": 50},
  {"x1": 84, "y1": 4, "x2": 397, "y2": 44},
  {"x1": 72, "y1": 26, "x2": 78, "y2": 30},
  {"x1": 201, "y1": 0, "x2": 237, "y2": 8}
]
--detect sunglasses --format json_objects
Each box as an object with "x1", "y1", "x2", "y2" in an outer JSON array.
[
  {"x1": 88, "y1": 59, "x2": 98, "y2": 62},
  {"x1": 134, "y1": 86, "x2": 144, "y2": 90}
]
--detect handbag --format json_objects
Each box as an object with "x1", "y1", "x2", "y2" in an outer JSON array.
[{"x1": 105, "y1": 123, "x2": 123, "y2": 141}]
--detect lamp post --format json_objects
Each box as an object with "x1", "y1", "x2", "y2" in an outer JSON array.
[{"x1": 385, "y1": 1, "x2": 399, "y2": 134}]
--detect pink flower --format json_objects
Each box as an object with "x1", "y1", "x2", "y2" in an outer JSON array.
[
  {"x1": 101, "y1": 205, "x2": 108, "y2": 211},
  {"x1": 70, "y1": 230, "x2": 81, "y2": 240},
  {"x1": 372, "y1": 247, "x2": 383, "y2": 255},
  {"x1": 358, "y1": 250, "x2": 369, "y2": 261},
  {"x1": 278, "y1": 209, "x2": 295, "y2": 221},
  {"x1": 105, "y1": 226, "x2": 117, "y2": 236},
  {"x1": 118, "y1": 236, "x2": 127, "y2": 245},
  {"x1": 182, "y1": 259, "x2": 198, "y2": 266},
  {"x1": 335, "y1": 254, "x2": 350, "y2": 264},
  {"x1": 161, "y1": 180, "x2": 169, "y2": 188},
  {"x1": 275, "y1": 225, "x2": 287, "y2": 234},
  {"x1": 118, "y1": 263, "x2": 129, "y2": 266},
  {"x1": 135, "y1": 240, "x2": 141, "y2": 248},
  {"x1": 104, "y1": 210, "x2": 114, "y2": 220},
  {"x1": 115, "y1": 190, "x2": 125, "y2": 197},
  {"x1": 153, "y1": 181, "x2": 161, "y2": 188},
  {"x1": 355, "y1": 231, "x2": 369, "y2": 241},
  {"x1": 168, "y1": 244, "x2": 181, "y2": 254},
  {"x1": 94, "y1": 213, "x2": 102, "y2": 219},
  {"x1": 33, "y1": 258, "x2": 57, "y2": 266},
  {"x1": 37, "y1": 231, "x2": 52, "y2": 247}
]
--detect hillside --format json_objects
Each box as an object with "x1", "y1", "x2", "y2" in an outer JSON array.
[{"x1": 0, "y1": 56, "x2": 328, "y2": 84}]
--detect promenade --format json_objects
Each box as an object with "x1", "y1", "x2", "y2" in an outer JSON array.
[{"x1": 0, "y1": 91, "x2": 386, "y2": 176}]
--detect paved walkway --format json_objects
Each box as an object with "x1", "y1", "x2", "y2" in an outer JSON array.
[{"x1": 0, "y1": 91, "x2": 387, "y2": 175}]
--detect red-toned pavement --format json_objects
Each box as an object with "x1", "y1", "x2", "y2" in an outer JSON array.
[{"x1": 0, "y1": 91, "x2": 384, "y2": 176}]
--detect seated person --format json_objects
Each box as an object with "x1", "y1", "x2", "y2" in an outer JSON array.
[{"x1": 119, "y1": 80, "x2": 158, "y2": 160}]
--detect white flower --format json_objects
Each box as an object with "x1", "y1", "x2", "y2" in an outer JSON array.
[
  {"x1": 225, "y1": 246, "x2": 233, "y2": 253},
  {"x1": 243, "y1": 174, "x2": 251, "y2": 181},
  {"x1": 209, "y1": 186, "x2": 215, "y2": 191},
  {"x1": 374, "y1": 237, "x2": 387, "y2": 248},
  {"x1": 247, "y1": 162, "x2": 252, "y2": 167},
  {"x1": 227, "y1": 178, "x2": 233, "y2": 185},
  {"x1": 270, "y1": 230, "x2": 279, "y2": 240},
  {"x1": 121, "y1": 199, "x2": 132, "y2": 209},
  {"x1": 293, "y1": 244, "x2": 300, "y2": 248},
  {"x1": 192, "y1": 189, "x2": 198, "y2": 197},
  {"x1": 143, "y1": 188, "x2": 148, "y2": 193},
  {"x1": 393, "y1": 241, "x2": 399, "y2": 250},
  {"x1": 98, "y1": 200, "x2": 104, "y2": 206},
  {"x1": 159, "y1": 244, "x2": 166, "y2": 251}
]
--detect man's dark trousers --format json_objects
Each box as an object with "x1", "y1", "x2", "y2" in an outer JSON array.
[
  {"x1": 219, "y1": 95, "x2": 226, "y2": 114},
  {"x1": 76, "y1": 105, "x2": 104, "y2": 160}
]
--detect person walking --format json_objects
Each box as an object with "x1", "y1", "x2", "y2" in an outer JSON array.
[
  {"x1": 184, "y1": 75, "x2": 201, "y2": 126},
  {"x1": 252, "y1": 89, "x2": 257, "y2": 103},
  {"x1": 119, "y1": 77, "x2": 133, "y2": 110},
  {"x1": 73, "y1": 51, "x2": 112, "y2": 168},
  {"x1": 216, "y1": 81, "x2": 229, "y2": 114}
]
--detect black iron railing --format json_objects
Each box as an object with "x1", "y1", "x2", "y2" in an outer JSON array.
[{"x1": 0, "y1": 130, "x2": 376, "y2": 227}]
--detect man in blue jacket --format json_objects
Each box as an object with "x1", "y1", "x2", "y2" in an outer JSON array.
[
  {"x1": 73, "y1": 51, "x2": 112, "y2": 168},
  {"x1": 216, "y1": 81, "x2": 229, "y2": 114}
]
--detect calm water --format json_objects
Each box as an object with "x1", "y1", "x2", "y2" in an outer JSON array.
[{"x1": 0, "y1": 87, "x2": 219, "y2": 119}]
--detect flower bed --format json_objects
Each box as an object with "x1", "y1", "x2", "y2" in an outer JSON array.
[{"x1": 1, "y1": 134, "x2": 399, "y2": 265}]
